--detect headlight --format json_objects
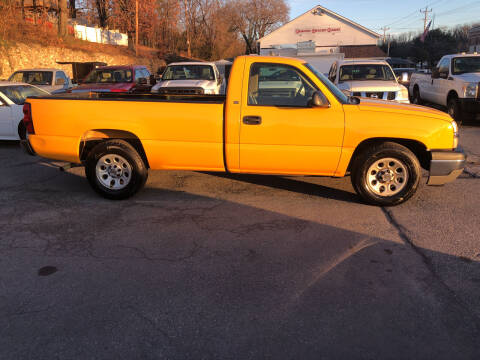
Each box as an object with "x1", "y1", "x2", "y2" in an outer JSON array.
[
  {"x1": 452, "y1": 120, "x2": 459, "y2": 148},
  {"x1": 397, "y1": 87, "x2": 409, "y2": 100},
  {"x1": 463, "y1": 83, "x2": 478, "y2": 98},
  {"x1": 204, "y1": 89, "x2": 215, "y2": 95}
]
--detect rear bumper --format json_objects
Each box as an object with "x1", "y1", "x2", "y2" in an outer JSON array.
[
  {"x1": 20, "y1": 139, "x2": 36, "y2": 156},
  {"x1": 427, "y1": 148, "x2": 465, "y2": 185},
  {"x1": 459, "y1": 98, "x2": 480, "y2": 114}
]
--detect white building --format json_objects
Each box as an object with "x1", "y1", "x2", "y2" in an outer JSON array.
[{"x1": 258, "y1": 5, "x2": 385, "y2": 73}]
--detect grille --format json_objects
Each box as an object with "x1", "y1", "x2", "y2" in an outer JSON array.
[{"x1": 352, "y1": 91, "x2": 397, "y2": 100}]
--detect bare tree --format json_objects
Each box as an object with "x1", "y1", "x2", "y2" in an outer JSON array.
[
  {"x1": 69, "y1": 0, "x2": 77, "y2": 18},
  {"x1": 58, "y1": 0, "x2": 68, "y2": 37},
  {"x1": 226, "y1": 0, "x2": 289, "y2": 54},
  {"x1": 96, "y1": 0, "x2": 110, "y2": 28}
]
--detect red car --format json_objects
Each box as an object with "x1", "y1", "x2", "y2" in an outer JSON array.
[{"x1": 71, "y1": 65, "x2": 153, "y2": 93}]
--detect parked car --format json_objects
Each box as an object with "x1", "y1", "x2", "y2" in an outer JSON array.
[
  {"x1": 328, "y1": 59, "x2": 410, "y2": 103},
  {"x1": 151, "y1": 62, "x2": 223, "y2": 95},
  {"x1": 0, "y1": 82, "x2": 49, "y2": 140},
  {"x1": 410, "y1": 53, "x2": 480, "y2": 122},
  {"x1": 8, "y1": 68, "x2": 73, "y2": 94},
  {"x1": 393, "y1": 68, "x2": 416, "y2": 89},
  {"x1": 22, "y1": 55, "x2": 464, "y2": 206},
  {"x1": 71, "y1": 65, "x2": 152, "y2": 93}
]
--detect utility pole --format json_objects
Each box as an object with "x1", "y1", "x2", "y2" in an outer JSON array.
[
  {"x1": 380, "y1": 26, "x2": 390, "y2": 43},
  {"x1": 135, "y1": 0, "x2": 139, "y2": 57},
  {"x1": 420, "y1": 6, "x2": 432, "y2": 32}
]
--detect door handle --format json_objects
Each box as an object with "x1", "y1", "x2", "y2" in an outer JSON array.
[{"x1": 243, "y1": 116, "x2": 262, "y2": 125}]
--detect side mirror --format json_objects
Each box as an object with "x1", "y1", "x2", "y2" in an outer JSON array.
[
  {"x1": 149, "y1": 74, "x2": 156, "y2": 86},
  {"x1": 217, "y1": 77, "x2": 223, "y2": 86},
  {"x1": 311, "y1": 91, "x2": 330, "y2": 108},
  {"x1": 431, "y1": 68, "x2": 440, "y2": 79},
  {"x1": 138, "y1": 77, "x2": 147, "y2": 85},
  {"x1": 439, "y1": 72, "x2": 448, "y2": 79},
  {"x1": 55, "y1": 78, "x2": 66, "y2": 86}
]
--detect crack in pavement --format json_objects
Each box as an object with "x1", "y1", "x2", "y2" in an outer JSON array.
[{"x1": 381, "y1": 207, "x2": 480, "y2": 332}]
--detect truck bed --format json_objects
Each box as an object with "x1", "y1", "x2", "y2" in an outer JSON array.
[{"x1": 27, "y1": 93, "x2": 227, "y2": 171}]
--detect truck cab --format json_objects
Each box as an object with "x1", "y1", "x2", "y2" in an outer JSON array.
[{"x1": 410, "y1": 53, "x2": 480, "y2": 122}]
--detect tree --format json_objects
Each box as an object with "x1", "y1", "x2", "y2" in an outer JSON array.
[
  {"x1": 226, "y1": 0, "x2": 289, "y2": 54},
  {"x1": 69, "y1": 0, "x2": 77, "y2": 18},
  {"x1": 58, "y1": 0, "x2": 68, "y2": 37}
]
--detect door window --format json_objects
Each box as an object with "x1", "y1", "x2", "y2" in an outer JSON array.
[
  {"x1": 55, "y1": 71, "x2": 68, "y2": 86},
  {"x1": 248, "y1": 63, "x2": 317, "y2": 107},
  {"x1": 437, "y1": 58, "x2": 450, "y2": 75}
]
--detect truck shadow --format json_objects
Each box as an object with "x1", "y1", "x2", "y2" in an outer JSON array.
[
  {"x1": 1, "y1": 158, "x2": 480, "y2": 359},
  {"x1": 201, "y1": 171, "x2": 362, "y2": 204}
]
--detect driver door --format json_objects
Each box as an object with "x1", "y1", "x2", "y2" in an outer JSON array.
[
  {"x1": 239, "y1": 62, "x2": 344, "y2": 175},
  {"x1": 0, "y1": 97, "x2": 13, "y2": 138}
]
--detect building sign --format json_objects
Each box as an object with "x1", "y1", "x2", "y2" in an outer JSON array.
[{"x1": 295, "y1": 26, "x2": 341, "y2": 35}]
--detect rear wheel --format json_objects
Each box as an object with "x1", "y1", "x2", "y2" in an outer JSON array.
[
  {"x1": 85, "y1": 140, "x2": 148, "y2": 200},
  {"x1": 351, "y1": 142, "x2": 421, "y2": 206}
]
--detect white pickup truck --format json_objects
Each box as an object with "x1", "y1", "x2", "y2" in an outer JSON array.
[
  {"x1": 151, "y1": 62, "x2": 223, "y2": 95},
  {"x1": 410, "y1": 53, "x2": 480, "y2": 122},
  {"x1": 8, "y1": 68, "x2": 73, "y2": 94},
  {"x1": 327, "y1": 59, "x2": 410, "y2": 103}
]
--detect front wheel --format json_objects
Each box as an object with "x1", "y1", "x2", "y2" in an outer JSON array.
[
  {"x1": 85, "y1": 140, "x2": 148, "y2": 200},
  {"x1": 351, "y1": 142, "x2": 421, "y2": 206},
  {"x1": 412, "y1": 87, "x2": 423, "y2": 105}
]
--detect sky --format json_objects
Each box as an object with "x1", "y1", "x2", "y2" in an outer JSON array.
[{"x1": 287, "y1": 0, "x2": 480, "y2": 35}]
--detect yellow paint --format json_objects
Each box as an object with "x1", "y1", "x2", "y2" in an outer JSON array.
[{"x1": 27, "y1": 55, "x2": 455, "y2": 177}]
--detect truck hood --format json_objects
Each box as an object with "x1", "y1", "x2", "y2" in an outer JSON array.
[
  {"x1": 454, "y1": 73, "x2": 480, "y2": 82},
  {"x1": 338, "y1": 81, "x2": 403, "y2": 92},
  {"x1": 158, "y1": 80, "x2": 217, "y2": 88},
  {"x1": 71, "y1": 82, "x2": 134, "y2": 92},
  {"x1": 355, "y1": 98, "x2": 453, "y2": 123}
]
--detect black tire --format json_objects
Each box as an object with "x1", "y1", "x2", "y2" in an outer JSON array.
[
  {"x1": 412, "y1": 87, "x2": 423, "y2": 105},
  {"x1": 447, "y1": 98, "x2": 463, "y2": 123},
  {"x1": 85, "y1": 139, "x2": 148, "y2": 200},
  {"x1": 18, "y1": 121, "x2": 27, "y2": 140},
  {"x1": 351, "y1": 142, "x2": 421, "y2": 206}
]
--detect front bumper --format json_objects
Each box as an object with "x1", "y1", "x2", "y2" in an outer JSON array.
[
  {"x1": 459, "y1": 98, "x2": 480, "y2": 114},
  {"x1": 427, "y1": 148, "x2": 465, "y2": 185}
]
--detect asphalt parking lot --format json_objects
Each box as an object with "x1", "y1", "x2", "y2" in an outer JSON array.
[{"x1": 1, "y1": 125, "x2": 480, "y2": 359}]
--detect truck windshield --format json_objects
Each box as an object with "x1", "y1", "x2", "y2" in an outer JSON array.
[
  {"x1": 452, "y1": 57, "x2": 480, "y2": 75},
  {"x1": 339, "y1": 65, "x2": 396, "y2": 82},
  {"x1": 163, "y1": 65, "x2": 215, "y2": 81},
  {"x1": 9, "y1": 71, "x2": 53, "y2": 86},
  {"x1": 82, "y1": 69, "x2": 133, "y2": 83},
  {"x1": 305, "y1": 63, "x2": 349, "y2": 104},
  {"x1": 0, "y1": 85, "x2": 48, "y2": 105}
]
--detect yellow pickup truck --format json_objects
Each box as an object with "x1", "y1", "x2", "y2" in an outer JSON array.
[{"x1": 21, "y1": 55, "x2": 465, "y2": 206}]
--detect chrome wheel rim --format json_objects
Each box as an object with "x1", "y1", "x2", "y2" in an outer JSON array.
[
  {"x1": 366, "y1": 157, "x2": 408, "y2": 197},
  {"x1": 96, "y1": 154, "x2": 132, "y2": 190}
]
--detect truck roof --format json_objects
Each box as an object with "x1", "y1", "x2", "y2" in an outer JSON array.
[
  {"x1": 336, "y1": 59, "x2": 390, "y2": 66},
  {"x1": 96, "y1": 65, "x2": 148, "y2": 70},
  {"x1": 12, "y1": 68, "x2": 62, "y2": 72},
  {"x1": 167, "y1": 62, "x2": 217, "y2": 66},
  {"x1": 441, "y1": 53, "x2": 480, "y2": 59}
]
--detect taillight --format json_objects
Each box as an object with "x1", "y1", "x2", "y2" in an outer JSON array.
[
  {"x1": 110, "y1": 88, "x2": 129, "y2": 93},
  {"x1": 23, "y1": 103, "x2": 35, "y2": 135}
]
